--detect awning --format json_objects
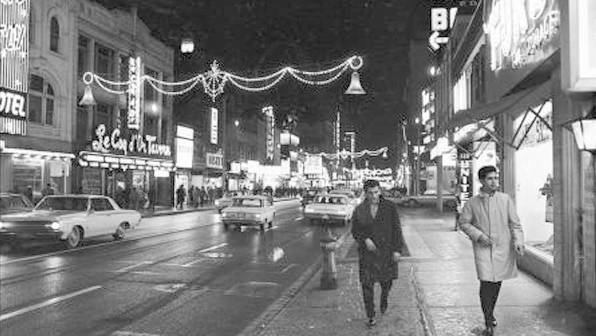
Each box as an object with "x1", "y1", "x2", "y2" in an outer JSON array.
[
  {"x1": 446, "y1": 80, "x2": 552, "y2": 130},
  {"x1": 78, "y1": 151, "x2": 175, "y2": 172},
  {"x1": 0, "y1": 143, "x2": 74, "y2": 161}
]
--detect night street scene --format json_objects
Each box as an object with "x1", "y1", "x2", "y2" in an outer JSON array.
[{"x1": 1, "y1": 0, "x2": 596, "y2": 335}]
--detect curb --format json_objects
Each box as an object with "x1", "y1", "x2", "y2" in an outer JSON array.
[
  {"x1": 237, "y1": 228, "x2": 353, "y2": 336},
  {"x1": 140, "y1": 207, "x2": 216, "y2": 218},
  {"x1": 409, "y1": 263, "x2": 437, "y2": 336}
]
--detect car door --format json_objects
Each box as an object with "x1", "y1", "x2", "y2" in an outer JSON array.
[{"x1": 89, "y1": 198, "x2": 114, "y2": 237}]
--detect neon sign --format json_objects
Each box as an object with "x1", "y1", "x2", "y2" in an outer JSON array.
[
  {"x1": 263, "y1": 106, "x2": 274, "y2": 161},
  {"x1": 487, "y1": 0, "x2": 560, "y2": 71},
  {"x1": 91, "y1": 124, "x2": 171, "y2": 157},
  {"x1": 210, "y1": 107, "x2": 218, "y2": 144},
  {"x1": 127, "y1": 56, "x2": 141, "y2": 129}
]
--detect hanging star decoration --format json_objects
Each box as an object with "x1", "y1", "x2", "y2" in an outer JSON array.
[{"x1": 202, "y1": 60, "x2": 228, "y2": 102}]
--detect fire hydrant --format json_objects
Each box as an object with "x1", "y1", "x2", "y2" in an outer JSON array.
[{"x1": 320, "y1": 227, "x2": 338, "y2": 290}]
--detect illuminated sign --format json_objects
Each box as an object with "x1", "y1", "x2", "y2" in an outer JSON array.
[
  {"x1": 210, "y1": 107, "x2": 218, "y2": 144},
  {"x1": 176, "y1": 138, "x2": 193, "y2": 169},
  {"x1": 457, "y1": 145, "x2": 472, "y2": 204},
  {"x1": 335, "y1": 110, "x2": 340, "y2": 153},
  {"x1": 429, "y1": 1, "x2": 479, "y2": 51},
  {"x1": 562, "y1": 0, "x2": 596, "y2": 91},
  {"x1": 487, "y1": 0, "x2": 560, "y2": 71},
  {"x1": 1, "y1": 0, "x2": 29, "y2": 136},
  {"x1": 206, "y1": 152, "x2": 223, "y2": 169},
  {"x1": 91, "y1": 124, "x2": 171, "y2": 157},
  {"x1": 127, "y1": 56, "x2": 141, "y2": 129},
  {"x1": 262, "y1": 106, "x2": 274, "y2": 160}
]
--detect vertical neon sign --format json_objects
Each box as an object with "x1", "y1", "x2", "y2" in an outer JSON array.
[{"x1": 127, "y1": 56, "x2": 141, "y2": 129}]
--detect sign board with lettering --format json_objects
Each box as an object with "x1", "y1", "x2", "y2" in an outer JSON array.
[
  {"x1": 206, "y1": 153, "x2": 223, "y2": 169},
  {"x1": 263, "y1": 106, "x2": 274, "y2": 161},
  {"x1": 90, "y1": 124, "x2": 172, "y2": 158},
  {"x1": 210, "y1": 107, "x2": 218, "y2": 144},
  {"x1": 127, "y1": 57, "x2": 141, "y2": 130},
  {"x1": 429, "y1": 1, "x2": 479, "y2": 51},
  {"x1": 1, "y1": 0, "x2": 29, "y2": 135}
]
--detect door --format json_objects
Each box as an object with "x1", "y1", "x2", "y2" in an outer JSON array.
[{"x1": 89, "y1": 198, "x2": 115, "y2": 237}]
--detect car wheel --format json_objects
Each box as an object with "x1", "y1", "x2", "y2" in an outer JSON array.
[
  {"x1": 113, "y1": 223, "x2": 126, "y2": 240},
  {"x1": 64, "y1": 226, "x2": 83, "y2": 249},
  {"x1": 224, "y1": 223, "x2": 229, "y2": 231}
]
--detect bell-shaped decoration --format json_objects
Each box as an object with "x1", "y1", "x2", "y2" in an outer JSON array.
[
  {"x1": 345, "y1": 71, "x2": 366, "y2": 95},
  {"x1": 382, "y1": 150, "x2": 388, "y2": 159},
  {"x1": 79, "y1": 85, "x2": 97, "y2": 106}
]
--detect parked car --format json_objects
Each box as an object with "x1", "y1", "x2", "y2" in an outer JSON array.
[
  {"x1": 0, "y1": 195, "x2": 141, "y2": 249},
  {"x1": 303, "y1": 194, "x2": 354, "y2": 226},
  {"x1": 0, "y1": 193, "x2": 34, "y2": 215},
  {"x1": 399, "y1": 190, "x2": 458, "y2": 209},
  {"x1": 221, "y1": 195, "x2": 275, "y2": 231}
]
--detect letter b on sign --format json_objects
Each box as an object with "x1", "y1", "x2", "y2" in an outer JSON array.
[{"x1": 431, "y1": 8, "x2": 449, "y2": 31}]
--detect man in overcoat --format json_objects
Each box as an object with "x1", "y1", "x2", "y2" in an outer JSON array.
[
  {"x1": 458, "y1": 166, "x2": 525, "y2": 336},
  {"x1": 351, "y1": 179, "x2": 405, "y2": 327}
]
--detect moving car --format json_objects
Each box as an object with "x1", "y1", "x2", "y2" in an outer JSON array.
[
  {"x1": 301, "y1": 189, "x2": 320, "y2": 207},
  {"x1": 0, "y1": 195, "x2": 141, "y2": 249},
  {"x1": 329, "y1": 189, "x2": 361, "y2": 205},
  {"x1": 0, "y1": 193, "x2": 34, "y2": 215},
  {"x1": 221, "y1": 195, "x2": 275, "y2": 231},
  {"x1": 399, "y1": 190, "x2": 458, "y2": 209},
  {"x1": 214, "y1": 192, "x2": 236, "y2": 213},
  {"x1": 303, "y1": 194, "x2": 354, "y2": 226}
]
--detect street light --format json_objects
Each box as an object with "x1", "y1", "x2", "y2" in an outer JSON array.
[
  {"x1": 180, "y1": 38, "x2": 195, "y2": 54},
  {"x1": 571, "y1": 106, "x2": 596, "y2": 153},
  {"x1": 234, "y1": 119, "x2": 240, "y2": 127}
]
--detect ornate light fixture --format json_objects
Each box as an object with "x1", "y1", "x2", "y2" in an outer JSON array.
[
  {"x1": 571, "y1": 105, "x2": 596, "y2": 153},
  {"x1": 78, "y1": 73, "x2": 96, "y2": 106},
  {"x1": 345, "y1": 71, "x2": 366, "y2": 95}
]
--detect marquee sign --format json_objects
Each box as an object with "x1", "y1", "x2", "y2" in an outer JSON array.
[
  {"x1": 127, "y1": 56, "x2": 142, "y2": 129},
  {"x1": 486, "y1": 0, "x2": 560, "y2": 71},
  {"x1": 91, "y1": 124, "x2": 171, "y2": 157},
  {"x1": 1, "y1": 0, "x2": 29, "y2": 136}
]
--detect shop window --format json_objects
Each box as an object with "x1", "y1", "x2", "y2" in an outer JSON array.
[
  {"x1": 50, "y1": 17, "x2": 60, "y2": 52},
  {"x1": 95, "y1": 43, "x2": 114, "y2": 79},
  {"x1": 28, "y1": 75, "x2": 55, "y2": 125},
  {"x1": 78, "y1": 36, "x2": 90, "y2": 77},
  {"x1": 12, "y1": 158, "x2": 43, "y2": 196}
]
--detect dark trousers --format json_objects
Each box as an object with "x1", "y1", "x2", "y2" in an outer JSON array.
[
  {"x1": 479, "y1": 281, "x2": 502, "y2": 326},
  {"x1": 361, "y1": 280, "x2": 393, "y2": 319}
]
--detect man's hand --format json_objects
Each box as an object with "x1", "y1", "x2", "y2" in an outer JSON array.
[
  {"x1": 477, "y1": 234, "x2": 493, "y2": 247},
  {"x1": 392, "y1": 252, "x2": 401, "y2": 262},
  {"x1": 364, "y1": 238, "x2": 377, "y2": 253},
  {"x1": 514, "y1": 242, "x2": 525, "y2": 256}
]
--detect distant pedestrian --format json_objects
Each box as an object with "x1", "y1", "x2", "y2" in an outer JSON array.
[
  {"x1": 148, "y1": 186, "x2": 156, "y2": 212},
  {"x1": 351, "y1": 179, "x2": 405, "y2": 327},
  {"x1": 129, "y1": 186, "x2": 139, "y2": 210},
  {"x1": 176, "y1": 185, "x2": 186, "y2": 209},
  {"x1": 41, "y1": 183, "x2": 54, "y2": 197},
  {"x1": 458, "y1": 166, "x2": 525, "y2": 336}
]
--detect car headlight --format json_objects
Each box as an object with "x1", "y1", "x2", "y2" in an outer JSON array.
[
  {"x1": 0, "y1": 221, "x2": 7, "y2": 230},
  {"x1": 45, "y1": 221, "x2": 61, "y2": 230},
  {"x1": 221, "y1": 212, "x2": 228, "y2": 217},
  {"x1": 304, "y1": 208, "x2": 314, "y2": 213},
  {"x1": 254, "y1": 214, "x2": 261, "y2": 219},
  {"x1": 214, "y1": 200, "x2": 221, "y2": 206}
]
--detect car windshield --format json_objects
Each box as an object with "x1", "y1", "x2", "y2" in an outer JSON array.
[
  {"x1": 36, "y1": 197, "x2": 88, "y2": 211},
  {"x1": 0, "y1": 196, "x2": 32, "y2": 212},
  {"x1": 232, "y1": 198, "x2": 263, "y2": 207},
  {"x1": 315, "y1": 196, "x2": 347, "y2": 204}
]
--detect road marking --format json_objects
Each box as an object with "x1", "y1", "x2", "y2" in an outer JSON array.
[
  {"x1": 199, "y1": 242, "x2": 228, "y2": 253},
  {"x1": 294, "y1": 217, "x2": 303, "y2": 221},
  {"x1": 280, "y1": 264, "x2": 298, "y2": 273},
  {"x1": 113, "y1": 261, "x2": 152, "y2": 273},
  {"x1": 0, "y1": 286, "x2": 101, "y2": 322},
  {"x1": 130, "y1": 271, "x2": 161, "y2": 275},
  {"x1": 111, "y1": 331, "x2": 162, "y2": 336},
  {"x1": 153, "y1": 283, "x2": 186, "y2": 293}
]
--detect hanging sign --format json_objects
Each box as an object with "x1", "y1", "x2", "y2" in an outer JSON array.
[
  {"x1": 210, "y1": 107, "x2": 218, "y2": 144},
  {"x1": 263, "y1": 106, "x2": 274, "y2": 161},
  {"x1": 91, "y1": 124, "x2": 171, "y2": 157},
  {"x1": 206, "y1": 152, "x2": 223, "y2": 169},
  {"x1": 127, "y1": 56, "x2": 141, "y2": 129},
  {"x1": 1, "y1": 0, "x2": 29, "y2": 136}
]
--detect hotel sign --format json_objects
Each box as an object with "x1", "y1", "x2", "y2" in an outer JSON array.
[
  {"x1": 1, "y1": 0, "x2": 29, "y2": 136},
  {"x1": 486, "y1": 0, "x2": 560, "y2": 72},
  {"x1": 91, "y1": 124, "x2": 171, "y2": 157}
]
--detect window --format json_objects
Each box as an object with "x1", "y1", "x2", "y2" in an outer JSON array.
[
  {"x1": 78, "y1": 36, "x2": 90, "y2": 76},
  {"x1": 76, "y1": 105, "x2": 89, "y2": 142},
  {"x1": 95, "y1": 43, "x2": 114, "y2": 79},
  {"x1": 144, "y1": 116, "x2": 157, "y2": 136},
  {"x1": 94, "y1": 104, "x2": 112, "y2": 128},
  {"x1": 28, "y1": 75, "x2": 55, "y2": 125},
  {"x1": 144, "y1": 68, "x2": 159, "y2": 103},
  {"x1": 50, "y1": 17, "x2": 60, "y2": 52},
  {"x1": 91, "y1": 198, "x2": 114, "y2": 211}
]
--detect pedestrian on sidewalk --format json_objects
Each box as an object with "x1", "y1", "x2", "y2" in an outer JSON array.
[
  {"x1": 458, "y1": 165, "x2": 525, "y2": 336},
  {"x1": 351, "y1": 179, "x2": 405, "y2": 328}
]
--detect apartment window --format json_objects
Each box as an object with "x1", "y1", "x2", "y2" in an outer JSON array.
[
  {"x1": 144, "y1": 68, "x2": 159, "y2": 103},
  {"x1": 95, "y1": 43, "x2": 115, "y2": 79},
  {"x1": 28, "y1": 75, "x2": 55, "y2": 125},
  {"x1": 94, "y1": 104, "x2": 112, "y2": 128},
  {"x1": 50, "y1": 17, "x2": 60, "y2": 52},
  {"x1": 78, "y1": 36, "x2": 90, "y2": 76}
]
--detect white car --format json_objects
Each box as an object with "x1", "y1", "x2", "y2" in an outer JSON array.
[
  {"x1": 214, "y1": 194, "x2": 235, "y2": 213},
  {"x1": 303, "y1": 194, "x2": 354, "y2": 226},
  {"x1": 221, "y1": 195, "x2": 275, "y2": 231},
  {"x1": 0, "y1": 195, "x2": 141, "y2": 249},
  {"x1": 329, "y1": 189, "x2": 362, "y2": 206}
]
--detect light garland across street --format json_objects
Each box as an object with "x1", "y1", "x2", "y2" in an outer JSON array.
[
  {"x1": 313, "y1": 146, "x2": 388, "y2": 160},
  {"x1": 81, "y1": 55, "x2": 364, "y2": 102}
]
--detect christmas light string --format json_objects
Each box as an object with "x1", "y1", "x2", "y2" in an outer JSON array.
[
  {"x1": 81, "y1": 55, "x2": 363, "y2": 101},
  {"x1": 314, "y1": 146, "x2": 388, "y2": 160}
]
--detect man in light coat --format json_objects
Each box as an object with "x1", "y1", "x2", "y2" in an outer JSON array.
[{"x1": 458, "y1": 165, "x2": 525, "y2": 336}]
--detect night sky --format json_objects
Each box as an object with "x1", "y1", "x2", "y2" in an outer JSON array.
[{"x1": 94, "y1": 0, "x2": 427, "y2": 168}]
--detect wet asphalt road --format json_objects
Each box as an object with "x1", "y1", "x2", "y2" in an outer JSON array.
[{"x1": 0, "y1": 200, "x2": 349, "y2": 336}]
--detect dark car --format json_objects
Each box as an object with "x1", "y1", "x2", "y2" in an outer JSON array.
[{"x1": 301, "y1": 189, "x2": 321, "y2": 207}]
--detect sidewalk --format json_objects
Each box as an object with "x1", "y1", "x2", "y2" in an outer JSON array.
[{"x1": 249, "y1": 208, "x2": 596, "y2": 336}]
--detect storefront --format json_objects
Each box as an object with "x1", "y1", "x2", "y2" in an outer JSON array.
[{"x1": 75, "y1": 124, "x2": 174, "y2": 208}]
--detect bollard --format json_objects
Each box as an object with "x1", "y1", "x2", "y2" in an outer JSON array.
[{"x1": 320, "y1": 226, "x2": 338, "y2": 290}]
